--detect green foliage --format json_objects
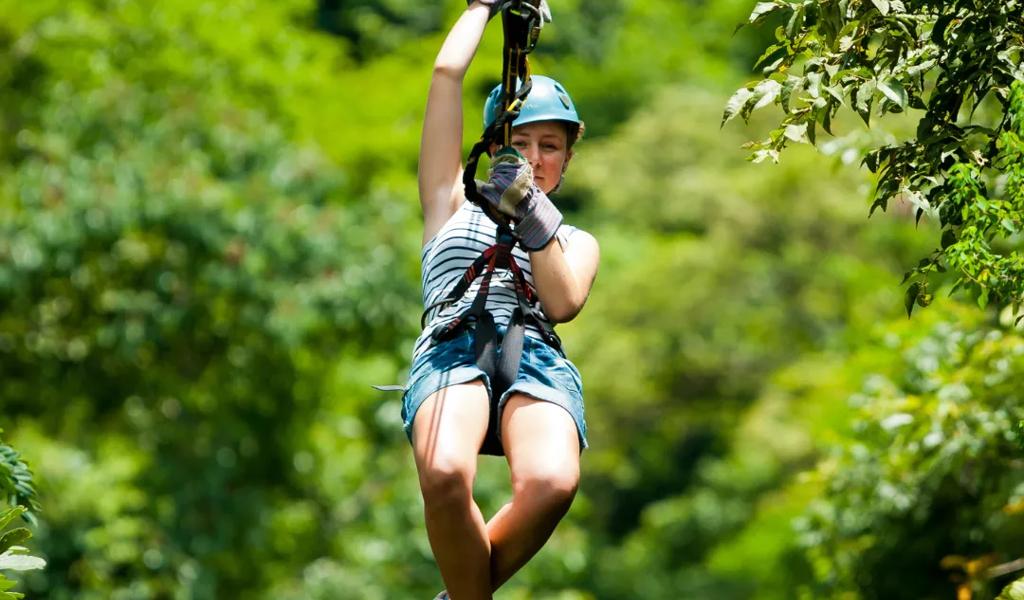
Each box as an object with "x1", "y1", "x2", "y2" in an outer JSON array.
[
  {"x1": 727, "y1": 0, "x2": 1024, "y2": 313},
  {"x1": 0, "y1": 1, "x2": 419, "y2": 597},
  {"x1": 0, "y1": 434, "x2": 43, "y2": 600},
  {"x1": 0, "y1": 439, "x2": 38, "y2": 520},
  {"x1": 796, "y1": 305, "x2": 1024, "y2": 599},
  {"x1": 1, "y1": 0, "x2": 1017, "y2": 598}
]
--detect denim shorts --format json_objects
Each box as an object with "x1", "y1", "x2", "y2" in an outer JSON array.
[{"x1": 401, "y1": 327, "x2": 588, "y2": 452}]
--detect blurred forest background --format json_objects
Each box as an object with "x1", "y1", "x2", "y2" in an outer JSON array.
[{"x1": 1, "y1": 0, "x2": 1022, "y2": 598}]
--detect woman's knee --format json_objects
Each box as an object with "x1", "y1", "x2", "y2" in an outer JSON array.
[
  {"x1": 418, "y1": 453, "x2": 477, "y2": 507},
  {"x1": 512, "y1": 463, "x2": 579, "y2": 510},
  {"x1": 411, "y1": 381, "x2": 490, "y2": 507}
]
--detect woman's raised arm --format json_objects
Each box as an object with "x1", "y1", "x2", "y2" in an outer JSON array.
[{"x1": 418, "y1": 3, "x2": 494, "y2": 245}]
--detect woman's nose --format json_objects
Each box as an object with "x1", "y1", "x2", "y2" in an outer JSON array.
[{"x1": 523, "y1": 144, "x2": 541, "y2": 167}]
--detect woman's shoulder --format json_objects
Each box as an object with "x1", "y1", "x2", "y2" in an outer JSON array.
[{"x1": 556, "y1": 222, "x2": 595, "y2": 249}]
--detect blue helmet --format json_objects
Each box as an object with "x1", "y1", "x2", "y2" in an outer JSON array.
[{"x1": 483, "y1": 75, "x2": 581, "y2": 132}]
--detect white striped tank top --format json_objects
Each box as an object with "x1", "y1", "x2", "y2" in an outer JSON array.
[{"x1": 412, "y1": 201, "x2": 579, "y2": 359}]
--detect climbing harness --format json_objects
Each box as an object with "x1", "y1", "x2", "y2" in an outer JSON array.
[
  {"x1": 428, "y1": 0, "x2": 559, "y2": 456},
  {"x1": 420, "y1": 227, "x2": 561, "y2": 456}
]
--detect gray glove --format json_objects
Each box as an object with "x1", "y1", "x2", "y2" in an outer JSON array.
[{"x1": 477, "y1": 147, "x2": 563, "y2": 251}]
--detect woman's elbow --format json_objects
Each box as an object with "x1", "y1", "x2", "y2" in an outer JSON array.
[
  {"x1": 432, "y1": 62, "x2": 466, "y2": 81},
  {"x1": 545, "y1": 296, "x2": 587, "y2": 324}
]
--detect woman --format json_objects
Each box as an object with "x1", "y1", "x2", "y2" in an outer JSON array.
[{"x1": 403, "y1": 1, "x2": 599, "y2": 598}]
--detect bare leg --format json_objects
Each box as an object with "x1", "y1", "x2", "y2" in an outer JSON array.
[
  {"x1": 486, "y1": 395, "x2": 580, "y2": 590},
  {"x1": 412, "y1": 380, "x2": 493, "y2": 600}
]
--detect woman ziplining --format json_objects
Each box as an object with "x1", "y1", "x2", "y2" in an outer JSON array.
[{"x1": 401, "y1": 0, "x2": 599, "y2": 597}]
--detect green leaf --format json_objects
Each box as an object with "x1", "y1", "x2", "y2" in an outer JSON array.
[
  {"x1": 877, "y1": 79, "x2": 908, "y2": 109},
  {"x1": 785, "y1": 5, "x2": 805, "y2": 38},
  {"x1": 905, "y1": 281, "x2": 921, "y2": 317},
  {"x1": 978, "y1": 288, "x2": 990, "y2": 309},
  {"x1": 0, "y1": 548, "x2": 44, "y2": 572},
  {"x1": 784, "y1": 122, "x2": 809, "y2": 143},
  {"x1": 871, "y1": 0, "x2": 890, "y2": 15},
  {"x1": 722, "y1": 87, "x2": 755, "y2": 127},
  {"x1": 780, "y1": 76, "x2": 800, "y2": 114},
  {"x1": 761, "y1": 56, "x2": 786, "y2": 76},
  {"x1": 805, "y1": 71, "x2": 822, "y2": 98},
  {"x1": 822, "y1": 108, "x2": 834, "y2": 134},
  {"x1": 0, "y1": 530, "x2": 29, "y2": 555},
  {"x1": 855, "y1": 80, "x2": 876, "y2": 124},
  {"x1": 907, "y1": 59, "x2": 938, "y2": 77},
  {"x1": 0, "y1": 512, "x2": 22, "y2": 536},
  {"x1": 751, "y1": 79, "x2": 783, "y2": 111},
  {"x1": 748, "y1": 2, "x2": 783, "y2": 24},
  {"x1": 863, "y1": 149, "x2": 882, "y2": 173},
  {"x1": 753, "y1": 43, "x2": 786, "y2": 70},
  {"x1": 750, "y1": 148, "x2": 780, "y2": 163},
  {"x1": 0, "y1": 574, "x2": 22, "y2": 600},
  {"x1": 824, "y1": 84, "x2": 845, "y2": 104},
  {"x1": 869, "y1": 194, "x2": 888, "y2": 215}
]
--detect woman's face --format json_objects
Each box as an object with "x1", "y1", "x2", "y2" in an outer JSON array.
[{"x1": 506, "y1": 121, "x2": 572, "y2": 195}]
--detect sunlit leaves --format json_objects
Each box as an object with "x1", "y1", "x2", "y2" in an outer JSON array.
[
  {"x1": 0, "y1": 443, "x2": 38, "y2": 520},
  {"x1": 0, "y1": 505, "x2": 43, "y2": 599},
  {"x1": 747, "y1": 1, "x2": 786, "y2": 25},
  {"x1": 876, "y1": 79, "x2": 907, "y2": 110},
  {"x1": 728, "y1": 0, "x2": 1024, "y2": 311},
  {"x1": 722, "y1": 87, "x2": 755, "y2": 127}
]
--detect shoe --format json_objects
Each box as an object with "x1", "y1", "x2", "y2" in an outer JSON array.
[{"x1": 432, "y1": 592, "x2": 448, "y2": 600}]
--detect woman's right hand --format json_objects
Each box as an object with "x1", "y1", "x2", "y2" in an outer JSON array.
[
  {"x1": 467, "y1": 0, "x2": 505, "y2": 19},
  {"x1": 468, "y1": 0, "x2": 552, "y2": 23},
  {"x1": 477, "y1": 148, "x2": 564, "y2": 250}
]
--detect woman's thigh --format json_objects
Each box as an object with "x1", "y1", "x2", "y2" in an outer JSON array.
[
  {"x1": 500, "y1": 393, "x2": 580, "y2": 489},
  {"x1": 412, "y1": 380, "x2": 491, "y2": 474}
]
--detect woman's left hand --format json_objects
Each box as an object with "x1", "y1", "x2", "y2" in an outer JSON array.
[
  {"x1": 478, "y1": 147, "x2": 534, "y2": 219},
  {"x1": 478, "y1": 148, "x2": 563, "y2": 250}
]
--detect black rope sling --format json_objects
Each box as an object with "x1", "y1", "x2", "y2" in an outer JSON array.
[{"x1": 423, "y1": 0, "x2": 560, "y2": 456}]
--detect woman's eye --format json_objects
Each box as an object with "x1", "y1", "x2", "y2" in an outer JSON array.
[{"x1": 512, "y1": 140, "x2": 528, "y2": 148}]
